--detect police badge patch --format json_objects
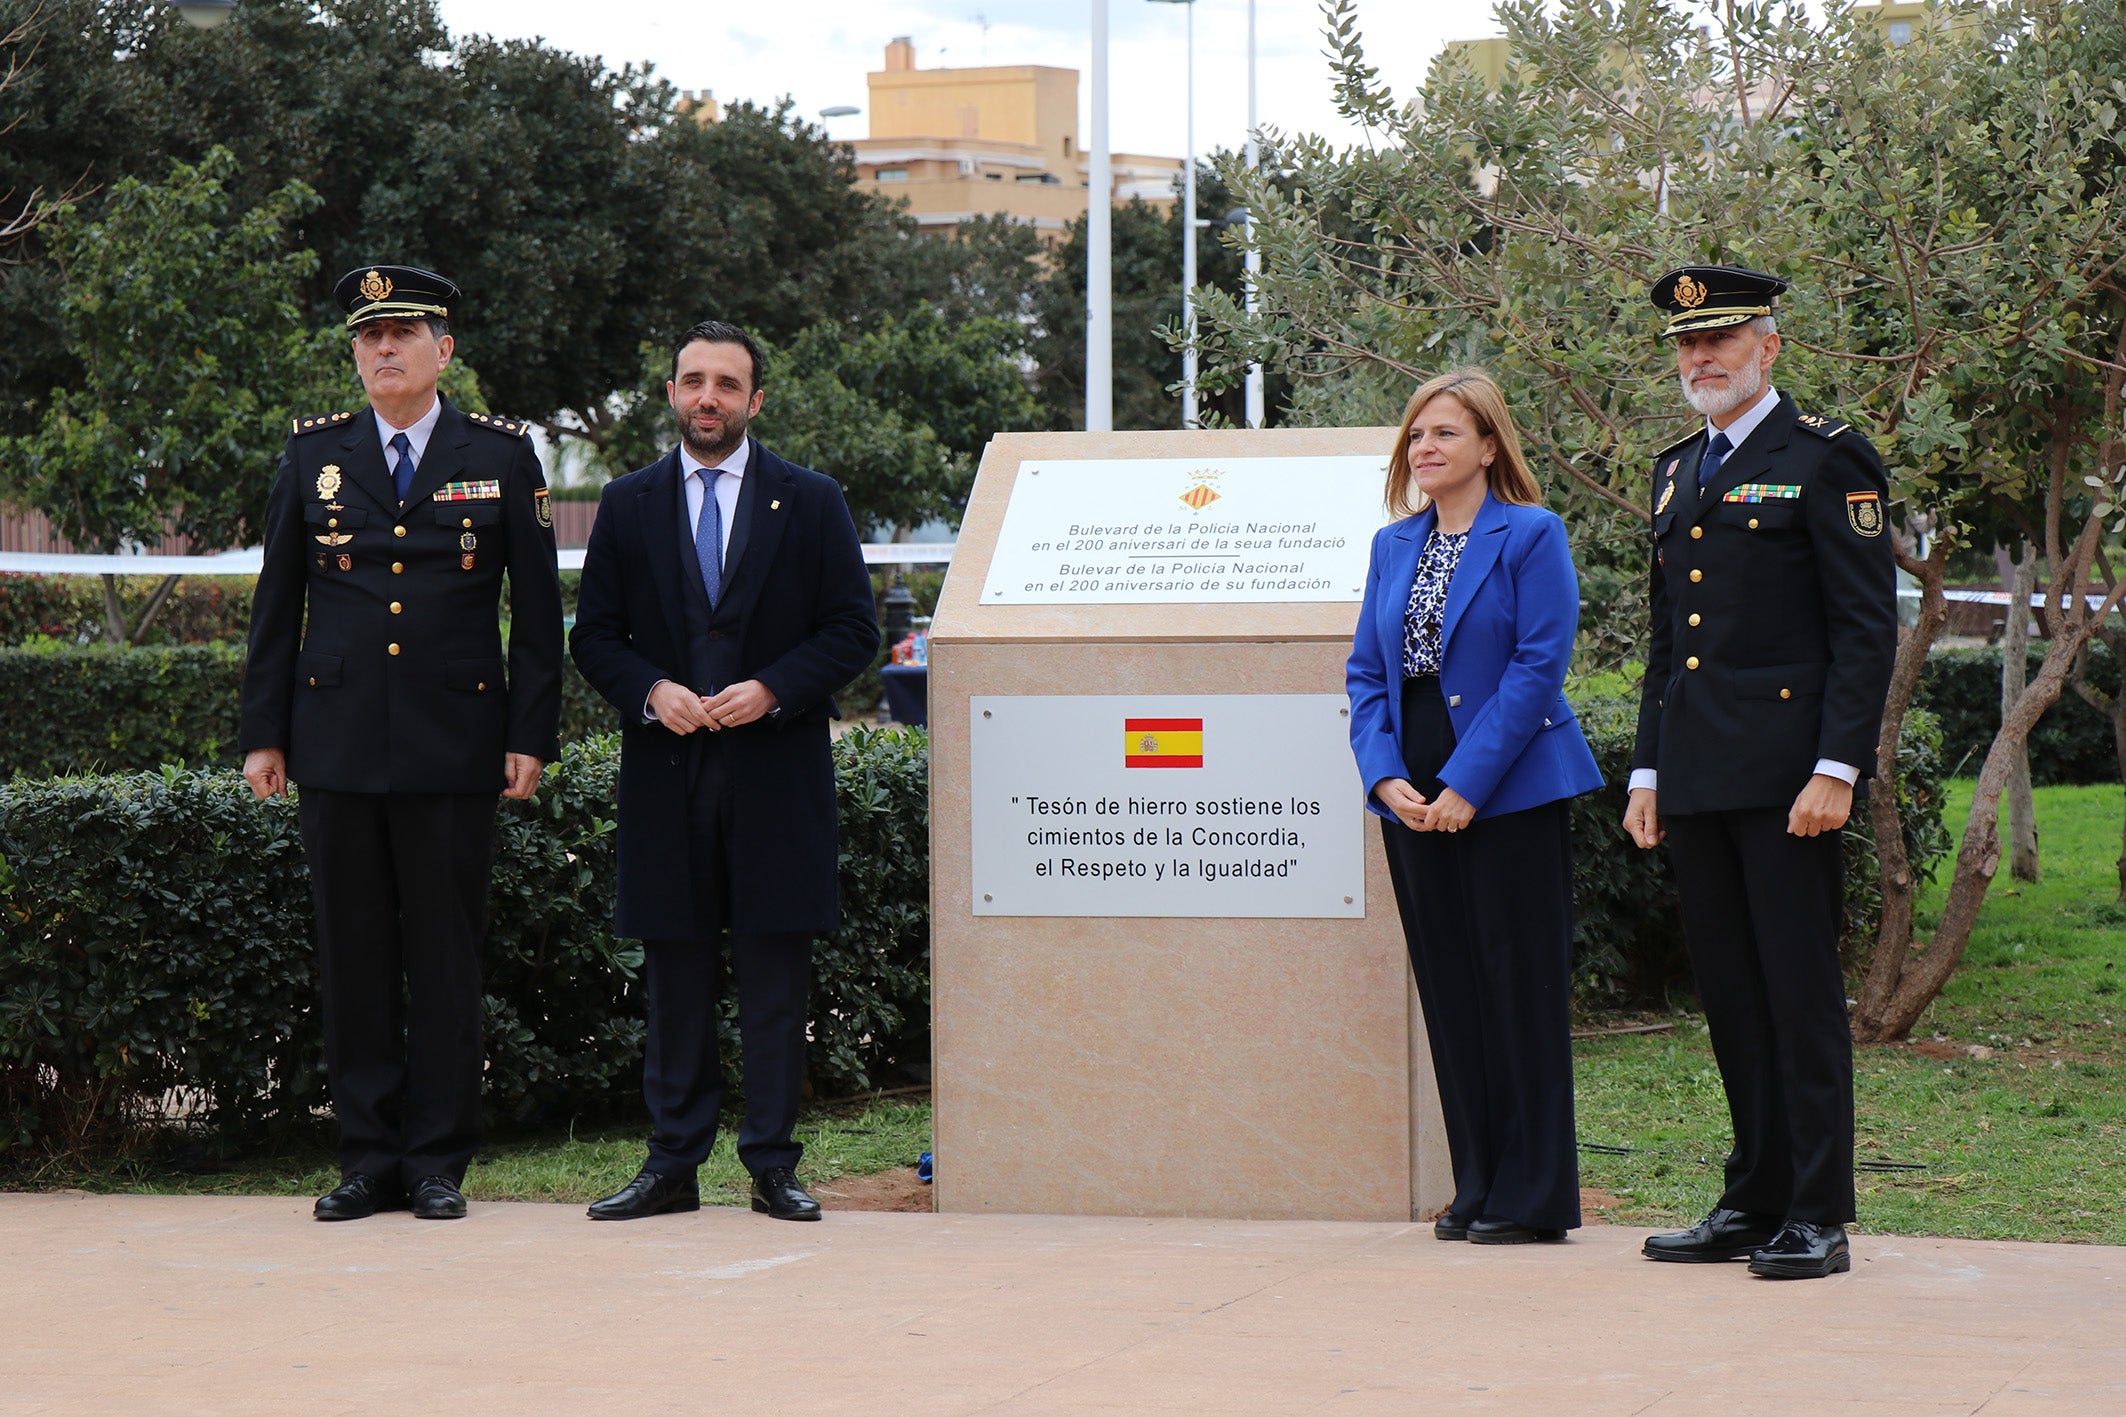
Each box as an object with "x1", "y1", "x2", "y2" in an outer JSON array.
[
  {"x1": 534, "y1": 487, "x2": 552, "y2": 529},
  {"x1": 1847, "y1": 490, "x2": 1883, "y2": 537}
]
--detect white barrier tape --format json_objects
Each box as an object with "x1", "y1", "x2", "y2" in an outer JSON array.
[{"x1": 0, "y1": 542, "x2": 955, "y2": 576}]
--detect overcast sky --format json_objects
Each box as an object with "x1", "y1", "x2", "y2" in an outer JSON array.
[{"x1": 429, "y1": 0, "x2": 1508, "y2": 158}]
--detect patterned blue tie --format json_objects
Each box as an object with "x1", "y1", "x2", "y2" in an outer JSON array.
[
  {"x1": 694, "y1": 469, "x2": 724, "y2": 610},
  {"x1": 1696, "y1": 431, "x2": 1733, "y2": 492},
  {"x1": 389, "y1": 432, "x2": 416, "y2": 502}
]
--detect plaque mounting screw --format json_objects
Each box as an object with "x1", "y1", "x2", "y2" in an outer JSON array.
[
  {"x1": 982, "y1": 710, "x2": 992, "y2": 719},
  {"x1": 1344, "y1": 896, "x2": 1354, "y2": 905},
  {"x1": 983, "y1": 894, "x2": 993, "y2": 902}
]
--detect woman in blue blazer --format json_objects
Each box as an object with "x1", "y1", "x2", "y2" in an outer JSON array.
[{"x1": 1347, "y1": 369, "x2": 1604, "y2": 1245}]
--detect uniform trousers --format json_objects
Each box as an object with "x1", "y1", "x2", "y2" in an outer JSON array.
[
  {"x1": 1379, "y1": 676, "x2": 1581, "y2": 1230},
  {"x1": 641, "y1": 730, "x2": 812, "y2": 1179},
  {"x1": 297, "y1": 788, "x2": 496, "y2": 1187},
  {"x1": 1664, "y1": 807, "x2": 1855, "y2": 1223}
]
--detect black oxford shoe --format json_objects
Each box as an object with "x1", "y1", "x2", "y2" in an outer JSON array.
[
  {"x1": 750, "y1": 1166, "x2": 822, "y2": 1221},
  {"x1": 1748, "y1": 1221, "x2": 1851, "y2": 1280},
  {"x1": 314, "y1": 1173, "x2": 399, "y2": 1222},
  {"x1": 1467, "y1": 1218, "x2": 1567, "y2": 1245},
  {"x1": 587, "y1": 1168, "x2": 700, "y2": 1221},
  {"x1": 411, "y1": 1175, "x2": 468, "y2": 1221},
  {"x1": 1433, "y1": 1212, "x2": 1473, "y2": 1241},
  {"x1": 1642, "y1": 1207, "x2": 1784, "y2": 1263}
]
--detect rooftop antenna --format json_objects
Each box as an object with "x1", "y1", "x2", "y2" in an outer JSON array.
[{"x1": 975, "y1": 12, "x2": 989, "y2": 62}]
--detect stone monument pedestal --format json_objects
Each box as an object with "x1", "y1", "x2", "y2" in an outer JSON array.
[{"x1": 927, "y1": 429, "x2": 1450, "y2": 1222}]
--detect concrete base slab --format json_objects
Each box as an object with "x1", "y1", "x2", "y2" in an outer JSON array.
[{"x1": 1, "y1": 1194, "x2": 2121, "y2": 1415}]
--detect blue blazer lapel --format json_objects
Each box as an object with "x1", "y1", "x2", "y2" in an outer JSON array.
[
  {"x1": 1441, "y1": 495, "x2": 1508, "y2": 652},
  {"x1": 1375, "y1": 509, "x2": 1435, "y2": 674},
  {"x1": 638, "y1": 450, "x2": 688, "y2": 654}
]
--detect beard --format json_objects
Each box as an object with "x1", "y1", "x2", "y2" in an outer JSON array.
[
  {"x1": 677, "y1": 403, "x2": 749, "y2": 462},
  {"x1": 1679, "y1": 356, "x2": 1765, "y2": 419}
]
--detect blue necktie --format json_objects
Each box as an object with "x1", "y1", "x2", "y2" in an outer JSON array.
[
  {"x1": 1697, "y1": 431, "x2": 1733, "y2": 492},
  {"x1": 389, "y1": 432, "x2": 416, "y2": 502},
  {"x1": 694, "y1": 470, "x2": 724, "y2": 610}
]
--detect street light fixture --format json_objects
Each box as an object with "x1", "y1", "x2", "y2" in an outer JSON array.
[
  {"x1": 819, "y1": 105, "x2": 861, "y2": 119},
  {"x1": 1086, "y1": 0, "x2": 1113, "y2": 433},
  {"x1": 173, "y1": 0, "x2": 237, "y2": 29},
  {"x1": 1146, "y1": 0, "x2": 1196, "y2": 428}
]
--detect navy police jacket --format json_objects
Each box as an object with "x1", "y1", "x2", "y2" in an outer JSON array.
[
  {"x1": 239, "y1": 397, "x2": 565, "y2": 794},
  {"x1": 1631, "y1": 393, "x2": 1897, "y2": 815}
]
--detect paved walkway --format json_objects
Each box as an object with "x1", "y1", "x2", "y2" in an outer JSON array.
[{"x1": 1, "y1": 1193, "x2": 2121, "y2": 1415}]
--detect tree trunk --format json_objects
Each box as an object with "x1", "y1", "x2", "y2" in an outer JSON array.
[
  {"x1": 2000, "y1": 542, "x2": 2040, "y2": 882},
  {"x1": 97, "y1": 574, "x2": 126, "y2": 646},
  {"x1": 1856, "y1": 527, "x2": 1948, "y2": 1040},
  {"x1": 126, "y1": 574, "x2": 182, "y2": 645}
]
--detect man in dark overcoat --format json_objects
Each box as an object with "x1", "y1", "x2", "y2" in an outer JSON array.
[
  {"x1": 1624, "y1": 267, "x2": 1897, "y2": 1279},
  {"x1": 569, "y1": 319, "x2": 878, "y2": 1222},
  {"x1": 241, "y1": 264, "x2": 564, "y2": 1222}
]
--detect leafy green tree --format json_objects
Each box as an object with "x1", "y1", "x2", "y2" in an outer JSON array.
[
  {"x1": 1193, "y1": 0, "x2": 2126, "y2": 1039},
  {"x1": 0, "y1": 148, "x2": 344, "y2": 642}
]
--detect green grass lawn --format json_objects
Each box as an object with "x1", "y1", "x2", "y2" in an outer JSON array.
[
  {"x1": 38, "y1": 1099, "x2": 932, "y2": 1209},
  {"x1": 1574, "y1": 778, "x2": 2126, "y2": 1244}
]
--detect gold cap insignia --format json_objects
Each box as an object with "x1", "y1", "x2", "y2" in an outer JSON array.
[
  {"x1": 316, "y1": 468, "x2": 343, "y2": 500},
  {"x1": 359, "y1": 269, "x2": 394, "y2": 303},
  {"x1": 1674, "y1": 274, "x2": 1708, "y2": 309}
]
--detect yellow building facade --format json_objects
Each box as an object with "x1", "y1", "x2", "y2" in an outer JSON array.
[{"x1": 850, "y1": 38, "x2": 1183, "y2": 239}]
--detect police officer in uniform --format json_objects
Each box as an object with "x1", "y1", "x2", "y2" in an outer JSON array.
[
  {"x1": 240, "y1": 265, "x2": 564, "y2": 1222},
  {"x1": 1623, "y1": 267, "x2": 1896, "y2": 1279}
]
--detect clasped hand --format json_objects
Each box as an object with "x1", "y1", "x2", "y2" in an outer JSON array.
[
  {"x1": 648, "y1": 678, "x2": 779, "y2": 735},
  {"x1": 1375, "y1": 777, "x2": 1475, "y2": 833}
]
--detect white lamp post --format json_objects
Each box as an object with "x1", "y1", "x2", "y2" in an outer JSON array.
[
  {"x1": 1086, "y1": 0, "x2": 1113, "y2": 433},
  {"x1": 173, "y1": 0, "x2": 237, "y2": 29},
  {"x1": 1244, "y1": 0, "x2": 1263, "y2": 429},
  {"x1": 1147, "y1": 0, "x2": 1196, "y2": 428}
]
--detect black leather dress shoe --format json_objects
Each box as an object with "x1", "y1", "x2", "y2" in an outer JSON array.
[
  {"x1": 314, "y1": 1173, "x2": 399, "y2": 1222},
  {"x1": 1467, "y1": 1218, "x2": 1567, "y2": 1245},
  {"x1": 750, "y1": 1166, "x2": 822, "y2": 1221},
  {"x1": 1642, "y1": 1207, "x2": 1784, "y2": 1263},
  {"x1": 1433, "y1": 1212, "x2": 1473, "y2": 1241},
  {"x1": 587, "y1": 1168, "x2": 700, "y2": 1221},
  {"x1": 411, "y1": 1175, "x2": 468, "y2": 1220},
  {"x1": 1748, "y1": 1221, "x2": 1851, "y2": 1279}
]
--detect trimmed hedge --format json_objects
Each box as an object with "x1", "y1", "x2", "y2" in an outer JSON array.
[
  {"x1": 0, "y1": 728, "x2": 930, "y2": 1157},
  {"x1": 1567, "y1": 697, "x2": 1950, "y2": 1003},
  {"x1": 1913, "y1": 643, "x2": 2119, "y2": 786},
  {"x1": 0, "y1": 573, "x2": 254, "y2": 648},
  {"x1": 0, "y1": 643, "x2": 246, "y2": 779}
]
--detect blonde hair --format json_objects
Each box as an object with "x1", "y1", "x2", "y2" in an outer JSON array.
[{"x1": 1384, "y1": 368, "x2": 1544, "y2": 519}]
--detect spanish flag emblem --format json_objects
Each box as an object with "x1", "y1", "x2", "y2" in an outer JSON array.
[{"x1": 1124, "y1": 717, "x2": 1203, "y2": 768}]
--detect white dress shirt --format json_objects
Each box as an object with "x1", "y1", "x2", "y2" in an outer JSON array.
[
  {"x1": 374, "y1": 396, "x2": 443, "y2": 471},
  {"x1": 679, "y1": 437, "x2": 748, "y2": 566},
  {"x1": 1631, "y1": 386, "x2": 1859, "y2": 795}
]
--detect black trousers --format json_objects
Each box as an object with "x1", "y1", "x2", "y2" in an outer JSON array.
[
  {"x1": 641, "y1": 732, "x2": 811, "y2": 1179},
  {"x1": 297, "y1": 788, "x2": 495, "y2": 1187},
  {"x1": 1380, "y1": 677, "x2": 1581, "y2": 1230},
  {"x1": 1665, "y1": 807, "x2": 1855, "y2": 1224}
]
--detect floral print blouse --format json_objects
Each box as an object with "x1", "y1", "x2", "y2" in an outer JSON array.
[{"x1": 1401, "y1": 528, "x2": 1469, "y2": 677}]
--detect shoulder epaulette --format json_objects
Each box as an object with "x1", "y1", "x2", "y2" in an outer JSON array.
[
  {"x1": 1653, "y1": 427, "x2": 1703, "y2": 460},
  {"x1": 291, "y1": 411, "x2": 356, "y2": 435},
  {"x1": 465, "y1": 411, "x2": 532, "y2": 437},
  {"x1": 1794, "y1": 412, "x2": 1852, "y2": 440}
]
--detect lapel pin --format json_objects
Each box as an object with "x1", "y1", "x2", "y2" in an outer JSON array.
[{"x1": 771, "y1": 499, "x2": 781, "y2": 510}]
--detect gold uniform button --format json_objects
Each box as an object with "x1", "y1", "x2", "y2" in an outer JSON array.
[
  {"x1": 387, "y1": 643, "x2": 401, "y2": 656},
  {"x1": 1686, "y1": 656, "x2": 1700, "y2": 670},
  {"x1": 1689, "y1": 569, "x2": 1703, "y2": 583},
  {"x1": 390, "y1": 602, "x2": 403, "y2": 615},
  {"x1": 391, "y1": 562, "x2": 404, "y2": 574},
  {"x1": 477, "y1": 682, "x2": 487, "y2": 692},
  {"x1": 1690, "y1": 525, "x2": 1703, "y2": 539},
  {"x1": 393, "y1": 525, "x2": 406, "y2": 538},
  {"x1": 327, "y1": 518, "x2": 338, "y2": 528},
  {"x1": 1688, "y1": 613, "x2": 1701, "y2": 627},
  {"x1": 463, "y1": 518, "x2": 473, "y2": 528},
  {"x1": 308, "y1": 677, "x2": 317, "y2": 687},
  {"x1": 1749, "y1": 518, "x2": 1760, "y2": 529},
  {"x1": 1781, "y1": 688, "x2": 1793, "y2": 700}
]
